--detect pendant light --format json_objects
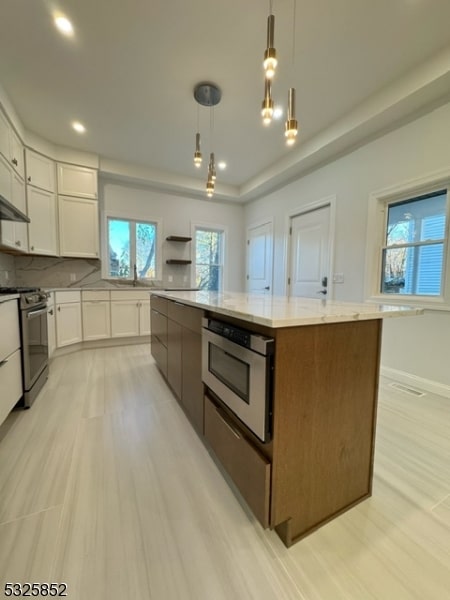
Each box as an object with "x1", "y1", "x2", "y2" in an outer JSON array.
[
  {"x1": 285, "y1": 87, "x2": 298, "y2": 145},
  {"x1": 263, "y1": 2, "x2": 277, "y2": 79},
  {"x1": 261, "y1": 78, "x2": 274, "y2": 126},
  {"x1": 193, "y1": 132, "x2": 202, "y2": 168},
  {"x1": 284, "y1": 0, "x2": 299, "y2": 146}
]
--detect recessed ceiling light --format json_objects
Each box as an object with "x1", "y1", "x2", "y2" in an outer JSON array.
[
  {"x1": 218, "y1": 161, "x2": 227, "y2": 170},
  {"x1": 72, "y1": 121, "x2": 86, "y2": 133},
  {"x1": 54, "y1": 14, "x2": 74, "y2": 36},
  {"x1": 273, "y1": 107, "x2": 283, "y2": 120}
]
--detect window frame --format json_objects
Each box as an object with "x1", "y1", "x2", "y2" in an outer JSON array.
[
  {"x1": 102, "y1": 211, "x2": 163, "y2": 282},
  {"x1": 191, "y1": 223, "x2": 226, "y2": 292},
  {"x1": 365, "y1": 168, "x2": 450, "y2": 311}
]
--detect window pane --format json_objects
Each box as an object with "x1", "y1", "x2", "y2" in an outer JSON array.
[
  {"x1": 196, "y1": 264, "x2": 220, "y2": 291},
  {"x1": 387, "y1": 192, "x2": 446, "y2": 245},
  {"x1": 195, "y1": 228, "x2": 223, "y2": 292},
  {"x1": 108, "y1": 219, "x2": 130, "y2": 277},
  {"x1": 381, "y1": 243, "x2": 444, "y2": 295},
  {"x1": 136, "y1": 222, "x2": 156, "y2": 278}
]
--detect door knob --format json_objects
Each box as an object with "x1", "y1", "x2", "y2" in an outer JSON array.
[{"x1": 264, "y1": 286, "x2": 270, "y2": 290}]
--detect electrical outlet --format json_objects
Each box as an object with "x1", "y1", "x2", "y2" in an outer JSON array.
[
  {"x1": 333, "y1": 273, "x2": 345, "y2": 283},
  {"x1": 168, "y1": 275, "x2": 173, "y2": 283},
  {"x1": 4, "y1": 271, "x2": 9, "y2": 281},
  {"x1": 70, "y1": 273, "x2": 76, "y2": 282}
]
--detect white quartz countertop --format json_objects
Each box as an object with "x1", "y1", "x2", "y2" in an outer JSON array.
[
  {"x1": 152, "y1": 290, "x2": 423, "y2": 328},
  {"x1": 0, "y1": 294, "x2": 19, "y2": 303}
]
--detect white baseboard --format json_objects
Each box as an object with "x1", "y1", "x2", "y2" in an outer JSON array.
[{"x1": 380, "y1": 365, "x2": 450, "y2": 399}]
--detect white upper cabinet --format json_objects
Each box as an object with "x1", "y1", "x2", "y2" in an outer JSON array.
[
  {"x1": 0, "y1": 154, "x2": 11, "y2": 201},
  {"x1": 57, "y1": 163, "x2": 97, "y2": 199},
  {"x1": 58, "y1": 195, "x2": 99, "y2": 258},
  {"x1": 25, "y1": 149, "x2": 56, "y2": 192},
  {"x1": 27, "y1": 186, "x2": 58, "y2": 256},
  {"x1": 1, "y1": 173, "x2": 28, "y2": 252},
  {"x1": 0, "y1": 110, "x2": 24, "y2": 179}
]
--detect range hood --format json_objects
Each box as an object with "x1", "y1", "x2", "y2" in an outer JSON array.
[{"x1": 0, "y1": 194, "x2": 30, "y2": 223}]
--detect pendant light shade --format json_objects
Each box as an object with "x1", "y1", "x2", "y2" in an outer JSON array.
[
  {"x1": 261, "y1": 78, "x2": 274, "y2": 125},
  {"x1": 194, "y1": 132, "x2": 202, "y2": 168},
  {"x1": 209, "y1": 152, "x2": 217, "y2": 181},
  {"x1": 284, "y1": 87, "x2": 298, "y2": 146},
  {"x1": 206, "y1": 177, "x2": 215, "y2": 198},
  {"x1": 263, "y1": 14, "x2": 277, "y2": 79}
]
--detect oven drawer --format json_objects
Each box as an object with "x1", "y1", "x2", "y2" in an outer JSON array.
[
  {"x1": 0, "y1": 349, "x2": 23, "y2": 426},
  {"x1": 204, "y1": 395, "x2": 271, "y2": 528}
]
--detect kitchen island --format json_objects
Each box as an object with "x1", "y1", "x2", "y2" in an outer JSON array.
[{"x1": 150, "y1": 291, "x2": 422, "y2": 547}]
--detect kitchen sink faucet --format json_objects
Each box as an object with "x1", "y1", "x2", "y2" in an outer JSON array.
[{"x1": 133, "y1": 263, "x2": 138, "y2": 287}]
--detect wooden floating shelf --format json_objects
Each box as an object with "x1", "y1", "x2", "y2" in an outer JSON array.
[
  {"x1": 166, "y1": 259, "x2": 192, "y2": 265},
  {"x1": 166, "y1": 236, "x2": 192, "y2": 242}
]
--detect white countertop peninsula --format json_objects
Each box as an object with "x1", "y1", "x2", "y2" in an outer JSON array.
[{"x1": 151, "y1": 290, "x2": 423, "y2": 328}]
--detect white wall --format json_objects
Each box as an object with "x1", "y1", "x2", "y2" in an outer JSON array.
[
  {"x1": 102, "y1": 180, "x2": 246, "y2": 291},
  {"x1": 245, "y1": 101, "x2": 450, "y2": 391}
]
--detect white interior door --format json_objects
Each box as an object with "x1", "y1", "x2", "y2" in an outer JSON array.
[
  {"x1": 289, "y1": 205, "x2": 331, "y2": 298},
  {"x1": 246, "y1": 221, "x2": 273, "y2": 293}
]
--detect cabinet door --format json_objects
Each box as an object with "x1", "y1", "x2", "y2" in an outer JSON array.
[
  {"x1": 25, "y1": 149, "x2": 55, "y2": 192},
  {"x1": 167, "y1": 319, "x2": 182, "y2": 399},
  {"x1": 0, "y1": 111, "x2": 9, "y2": 162},
  {"x1": 56, "y1": 302, "x2": 82, "y2": 347},
  {"x1": 0, "y1": 170, "x2": 27, "y2": 251},
  {"x1": 182, "y1": 328, "x2": 204, "y2": 434},
  {"x1": 57, "y1": 163, "x2": 97, "y2": 198},
  {"x1": 0, "y1": 349, "x2": 23, "y2": 427},
  {"x1": 110, "y1": 300, "x2": 140, "y2": 337},
  {"x1": 27, "y1": 187, "x2": 58, "y2": 256},
  {"x1": 58, "y1": 195, "x2": 99, "y2": 258},
  {"x1": 9, "y1": 129, "x2": 24, "y2": 179},
  {"x1": 82, "y1": 301, "x2": 111, "y2": 340},
  {"x1": 0, "y1": 154, "x2": 12, "y2": 201},
  {"x1": 139, "y1": 300, "x2": 151, "y2": 335}
]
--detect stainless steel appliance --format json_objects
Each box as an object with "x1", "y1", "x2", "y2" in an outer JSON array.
[
  {"x1": 0, "y1": 287, "x2": 49, "y2": 407},
  {"x1": 202, "y1": 317, "x2": 274, "y2": 442}
]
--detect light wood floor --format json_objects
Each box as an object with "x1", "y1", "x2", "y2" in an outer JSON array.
[{"x1": 1, "y1": 344, "x2": 449, "y2": 599}]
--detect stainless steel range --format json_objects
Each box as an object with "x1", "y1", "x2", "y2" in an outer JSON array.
[{"x1": 0, "y1": 287, "x2": 50, "y2": 407}]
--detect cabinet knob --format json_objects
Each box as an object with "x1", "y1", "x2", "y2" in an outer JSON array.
[
  {"x1": 30, "y1": 245, "x2": 35, "y2": 251},
  {"x1": 49, "y1": 309, "x2": 54, "y2": 315},
  {"x1": 15, "y1": 240, "x2": 21, "y2": 247},
  {"x1": 28, "y1": 176, "x2": 31, "y2": 182},
  {"x1": 12, "y1": 158, "x2": 18, "y2": 166},
  {"x1": 58, "y1": 306, "x2": 61, "y2": 312}
]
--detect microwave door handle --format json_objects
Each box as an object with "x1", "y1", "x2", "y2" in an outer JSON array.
[{"x1": 26, "y1": 307, "x2": 48, "y2": 319}]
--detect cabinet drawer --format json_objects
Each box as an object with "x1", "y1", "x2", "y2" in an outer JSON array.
[
  {"x1": 0, "y1": 349, "x2": 23, "y2": 426},
  {"x1": 168, "y1": 300, "x2": 202, "y2": 332},
  {"x1": 82, "y1": 290, "x2": 110, "y2": 301},
  {"x1": 204, "y1": 395, "x2": 271, "y2": 528},
  {"x1": 151, "y1": 308, "x2": 167, "y2": 346},
  {"x1": 151, "y1": 335, "x2": 168, "y2": 378},
  {"x1": 150, "y1": 294, "x2": 168, "y2": 315},
  {"x1": 55, "y1": 290, "x2": 81, "y2": 304}
]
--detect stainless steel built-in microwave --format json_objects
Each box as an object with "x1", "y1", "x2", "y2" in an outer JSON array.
[{"x1": 201, "y1": 317, "x2": 274, "y2": 442}]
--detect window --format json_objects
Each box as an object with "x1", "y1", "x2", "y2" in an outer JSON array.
[
  {"x1": 107, "y1": 218, "x2": 157, "y2": 279},
  {"x1": 195, "y1": 227, "x2": 224, "y2": 291},
  {"x1": 381, "y1": 190, "x2": 447, "y2": 296},
  {"x1": 365, "y1": 171, "x2": 450, "y2": 310}
]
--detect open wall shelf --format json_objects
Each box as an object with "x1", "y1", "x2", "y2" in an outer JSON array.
[
  {"x1": 166, "y1": 236, "x2": 192, "y2": 242},
  {"x1": 166, "y1": 259, "x2": 192, "y2": 265}
]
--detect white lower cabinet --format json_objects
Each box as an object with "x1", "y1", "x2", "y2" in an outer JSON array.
[
  {"x1": 82, "y1": 291, "x2": 111, "y2": 340},
  {"x1": 58, "y1": 195, "x2": 99, "y2": 258},
  {"x1": 110, "y1": 291, "x2": 151, "y2": 338},
  {"x1": 27, "y1": 186, "x2": 58, "y2": 256},
  {"x1": 0, "y1": 299, "x2": 23, "y2": 426},
  {"x1": 139, "y1": 300, "x2": 151, "y2": 335},
  {"x1": 55, "y1": 291, "x2": 82, "y2": 347}
]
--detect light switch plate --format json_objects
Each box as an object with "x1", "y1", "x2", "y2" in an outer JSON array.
[{"x1": 333, "y1": 273, "x2": 345, "y2": 283}]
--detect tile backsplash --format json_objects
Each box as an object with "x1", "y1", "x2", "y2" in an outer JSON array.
[{"x1": 0, "y1": 252, "x2": 15, "y2": 285}]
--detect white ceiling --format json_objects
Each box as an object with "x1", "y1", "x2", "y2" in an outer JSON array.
[{"x1": 1, "y1": 0, "x2": 450, "y2": 202}]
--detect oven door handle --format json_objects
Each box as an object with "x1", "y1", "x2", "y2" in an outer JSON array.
[{"x1": 26, "y1": 307, "x2": 48, "y2": 319}]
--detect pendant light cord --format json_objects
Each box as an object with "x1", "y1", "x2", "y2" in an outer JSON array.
[{"x1": 292, "y1": 0, "x2": 296, "y2": 65}]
